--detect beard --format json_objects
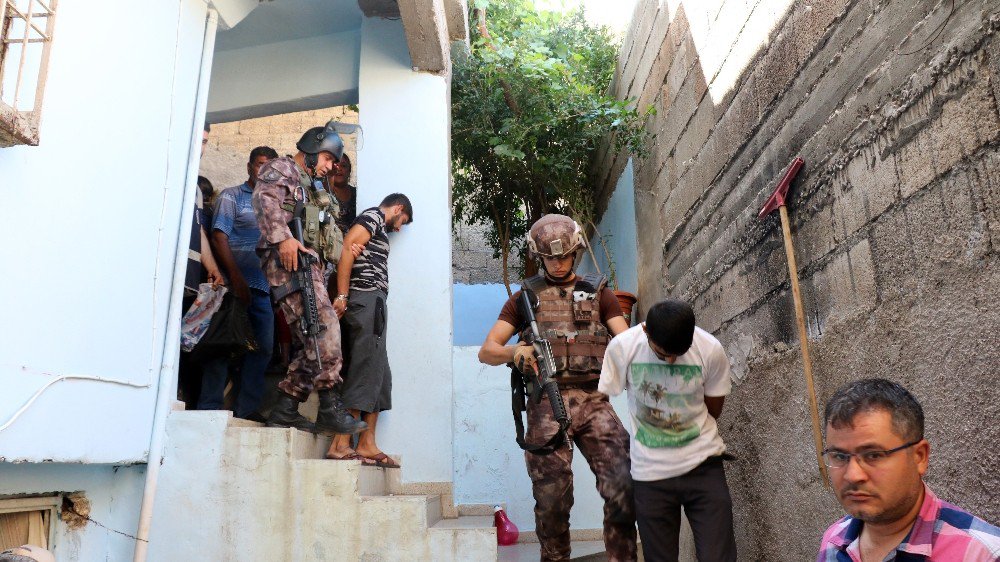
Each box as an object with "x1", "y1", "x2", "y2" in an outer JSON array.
[{"x1": 843, "y1": 484, "x2": 921, "y2": 524}]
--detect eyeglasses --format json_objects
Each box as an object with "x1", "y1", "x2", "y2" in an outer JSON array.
[{"x1": 822, "y1": 439, "x2": 922, "y2": 469}]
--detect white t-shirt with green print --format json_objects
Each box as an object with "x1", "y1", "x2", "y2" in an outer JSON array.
[{"x1": 599, "y1": 324, "x2": 732, "y2": 481}]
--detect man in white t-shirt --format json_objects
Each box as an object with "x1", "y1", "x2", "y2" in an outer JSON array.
[{"x1": 599, "y1": 299, "x2": 737, "y2": 562}]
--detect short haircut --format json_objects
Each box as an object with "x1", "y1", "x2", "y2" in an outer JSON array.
[
  {"x1": 644, "y1": 299, "x2": 696, "y2": 356},
  {"x1": 197, "y1": 175, "x2": 214, "y2": 197},
  {"x1": 824, "y1": 378, "x2": 924, "y2": 442},
  {"x1": 340, "y1": 153, "x2": 351, "y2": 165},
  {"x1": 249, "y1": 145, "x2": 278, "y2": 163},
  {"x1": 379, "y1": 193, "x2": 413, "y2": 223},
  {"x1": 0, "y1": 551, "x2": 35, "y2": 562}
]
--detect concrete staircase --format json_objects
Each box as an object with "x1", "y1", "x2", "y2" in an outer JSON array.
[{"x1": 149, "y1": 410, "x2": 496, "y2": 561}]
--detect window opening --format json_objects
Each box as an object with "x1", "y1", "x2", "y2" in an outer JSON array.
[
  {"x1": 0, "y1": 0, "x2": 57, "y2": 146},
  {"x1": 0, "y1": 495, "x2": 59, "y2": 551}
]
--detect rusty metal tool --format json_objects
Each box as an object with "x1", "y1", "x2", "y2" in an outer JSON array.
[{"x1": 759, "y1": 157, "x2": 830, "y2": 488}]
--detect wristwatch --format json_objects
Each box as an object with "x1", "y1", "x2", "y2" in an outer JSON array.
[{"x1": 335, "y1": 294, "x2": 348, "y2": 302}]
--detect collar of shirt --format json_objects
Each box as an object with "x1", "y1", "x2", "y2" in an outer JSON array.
[
  {"x1": 828, "y1": 484, "x2": 938, "y2": 559},
  {"x1": 239, "y1": 181, "x2": 252, "y2": 194}
]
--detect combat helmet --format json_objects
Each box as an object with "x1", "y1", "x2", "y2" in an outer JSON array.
[
  {"x1": 527, "y1": 214, "x2": 586, "y2": 259},
  {"x1": 297, "y1": 122, "x2": 345, "y2": 160}
]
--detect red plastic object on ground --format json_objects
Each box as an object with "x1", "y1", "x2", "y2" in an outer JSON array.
[{"x1": 494, "y1": 505, "x2": 519, "y2": 545}]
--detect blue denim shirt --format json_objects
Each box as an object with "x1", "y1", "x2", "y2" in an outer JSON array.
[{"x1": 212, "y1": 183, "x2": 269, "y2": 293}]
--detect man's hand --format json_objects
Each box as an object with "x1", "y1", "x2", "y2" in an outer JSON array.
[
  {"x1": 333, "y1": 298, "x2": 347, "y2": 318},
  {"x1": 231, "y1": 276, "x2": 251, "y2": 304},
  {"x1": 278, "y1": 237, "x2": 309, "y2": 271},
  {"x1": 513, "y1": 343, "x2": 538, "y2": 374},
  {"x1": 350, "y1": 242, "x2": 365, "y2": 258},
  {"x1": 206, "y1": 266, "x2": 225, "y2": 286}
]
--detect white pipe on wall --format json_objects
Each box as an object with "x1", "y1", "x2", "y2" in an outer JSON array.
[{"x1": 132, "y1": 8, "x2": 218, "y2": 562}]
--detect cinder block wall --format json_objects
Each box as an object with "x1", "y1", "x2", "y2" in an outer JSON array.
[{"x1": 600, "y1": 1, "x2": 1000, "y2": 559}]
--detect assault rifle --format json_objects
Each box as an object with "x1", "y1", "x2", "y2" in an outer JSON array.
[
  {"x1": 289, "y1": 215, "x2": 324, "y2": 371},
  {"x1": 511, "y1": 289, "x2": 572, "y2": 455}
]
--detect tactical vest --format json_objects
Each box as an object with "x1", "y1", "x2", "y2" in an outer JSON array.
[
  {"x1": 282, "y1": 169, "x2": 345, "y2": 265},
  {"x1": 520, "y1": 273, "x2": 610, "y2": 384}
]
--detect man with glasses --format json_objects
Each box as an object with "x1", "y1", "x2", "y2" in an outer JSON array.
[{"x1": 818, "y1": 378, "x2": 1000, "y2": 561}]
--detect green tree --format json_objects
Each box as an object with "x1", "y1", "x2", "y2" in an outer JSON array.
[{"x1": 452, "y1": 0, "x2": 650, "y2": 292}]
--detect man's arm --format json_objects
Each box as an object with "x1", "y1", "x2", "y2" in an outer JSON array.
[
  {"x1": 211, "y1": 231, "x2": 249, "y2": 302},
  {"x1": 606, "y1": 315, "x2": 629, "y2": 336},
  {"x1": 478, "y1": 320, "x2": 520, "y2": 366},
  {"x1": 200, "y1": 226, "x2": 223, "y2": 285},
  {"x1": 332, "y1": 223, "x2": 373, "y2": 317},
  {"x1": 705, "y1": 396, "x2": 725, "y2": 419}
]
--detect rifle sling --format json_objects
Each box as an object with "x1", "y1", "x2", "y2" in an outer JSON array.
[
  {"x1": 510, "y1": 368, "x2": 570, "y2": 456},
  {"x1": 271, "y1": 277, "x2": 302, "y2": 302}
]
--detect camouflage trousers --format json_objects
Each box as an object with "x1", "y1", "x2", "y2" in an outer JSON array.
[
  {"x1": 525, "y1": 385, "x2": 637, "y2": 562},
  {"x1": 266, "y1": 257, "x2": 343, "y2": 401}
]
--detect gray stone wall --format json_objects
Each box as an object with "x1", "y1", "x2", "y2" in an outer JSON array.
[
  {"x1": 452, "y1": 221, "x2": 521, "y2": 285},
  {"x1": 605, "y1": 1, "x2": 1000, "y2": 559}
]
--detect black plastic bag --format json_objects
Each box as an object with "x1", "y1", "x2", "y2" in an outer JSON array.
[{"x1": 190, "y1": 292, "x2": 258, "y2": 362}]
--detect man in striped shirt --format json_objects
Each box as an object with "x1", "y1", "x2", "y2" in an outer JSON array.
[
  {"x1": 817, "y1": 379, "x2": 1000, "y2": 561},
  {"x1": 327, "y1": 193, "x2": 412, "y2": 467}
]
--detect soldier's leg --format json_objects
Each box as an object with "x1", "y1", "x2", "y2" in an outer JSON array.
[
  {"x1": 525, "y1": 397, "x2": 575, "y2": 562},
  {"x1": 572, "y1": 390, "x2": 637, "y2": 562},
  {"x1": 276, "y1": 262, "x2": 343, "y2": 399}
]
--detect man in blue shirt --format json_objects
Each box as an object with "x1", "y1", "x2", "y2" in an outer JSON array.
[{"x1": 199, "y1": 146, "x2": 280, "y2": 420}]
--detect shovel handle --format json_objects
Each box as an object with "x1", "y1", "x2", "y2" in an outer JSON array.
[{"x1": 779, "y1": 205, "x2": 830, "y2": 488}]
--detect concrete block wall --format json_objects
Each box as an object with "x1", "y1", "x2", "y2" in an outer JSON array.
[
  {"x1": 603, "y1": 1, "x2": 1000, "y2": 559},
  {"x1": 200, "y1": 105, "x2": 359, "y2": 190}
]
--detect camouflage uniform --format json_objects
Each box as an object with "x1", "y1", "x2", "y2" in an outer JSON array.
[
  {"x1": 519, "y1": 273, "x2": 637, "y2": 562},
  {"x1": 251, "y1": 156, "x2": 342, "y2": 399},
  {"x1": 526, "y1": 386, "x2": 636, "y2": 562}
]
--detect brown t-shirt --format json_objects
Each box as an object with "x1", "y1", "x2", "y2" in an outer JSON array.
[{"x1": 498, "y1": 278, "x2": 623, "y2": 330}]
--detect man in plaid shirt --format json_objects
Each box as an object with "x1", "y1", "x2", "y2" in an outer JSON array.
[{"x1": 817, "y1": 379, "x2": 1000, "y2": 561}]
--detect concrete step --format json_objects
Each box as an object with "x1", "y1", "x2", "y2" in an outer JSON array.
[
  {"x1": 429, "y1": 516, "x2": 497, "y2": 561},
  {"x1": 498, "y1": 540, "x2": 608, "y2": 562},
  {"x1": 361, "y1": 493, "x2": 443, "y2": 528},
  {"x1": 292, "y1": 458, "x2": 391, "y2": 497}
]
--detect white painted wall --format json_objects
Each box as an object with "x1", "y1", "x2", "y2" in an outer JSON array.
[
  {"x1": 356, "y1": 17, "x2": 453, "y2": 484},
  {"x1": 0, "y1": 463, "x2": 146, "y2": 560},
  {"x1": 579, "y1": 159, "x2": 639, "y2": 296},
  {"x1": 0, "y1": 0, "x2": 211, "y2": 463},
  {"x1": 453, "y1": 347, "x2": 631, "y2": 532}
]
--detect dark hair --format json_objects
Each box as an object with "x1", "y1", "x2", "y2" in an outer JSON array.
[
  {"x1": 203, "y1": 122, "x2": 211, "y2": 133},
  {"x1": 379, "y1": 193, "x2": 413, "y2": 223},
  {"x1": 644, "y1": 299, "x2": 695, "y2": 355},
  {"x1": 197, "y1": 175, "x2": 214, "y2": 198},
  {"x1": 340, "y1": 153, "x2": 351, "y2": 165},
  {"x1": 824, "y1": 378, "x2": 924, "y2": 442},
  {"x1": 0, "y1": 551, "x2": 35, "y2": 562},
  {"x1": 249, "y1": 145, "x2": 278, "y2": 163}
]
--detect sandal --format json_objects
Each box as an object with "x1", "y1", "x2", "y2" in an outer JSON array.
[
  {"x1": 325, "y1": 451, "x2": 377, "y2": 465},
  {"x1": 361, "y1": 453, "x2": 400, "y2": 469}
]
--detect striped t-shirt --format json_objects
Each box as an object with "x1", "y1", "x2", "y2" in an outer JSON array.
[{"x1": 350, "y1": 207, "x2": 390, "y2": 293}]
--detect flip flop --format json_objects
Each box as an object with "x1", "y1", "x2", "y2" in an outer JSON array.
[
  {"x1": 362, "y1": 453, "x2": 400, "y2": 469},
  {"x1": 325, "y1": 452, "x2": 377, "y2": 465}
]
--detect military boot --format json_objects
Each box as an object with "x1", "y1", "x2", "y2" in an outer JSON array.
[
  {"x1": 316, "y1": 389, "x2": 367, "y2": 435},
  {"x1": 266, "y1": 392, "x2": 316, "y2": 433}
]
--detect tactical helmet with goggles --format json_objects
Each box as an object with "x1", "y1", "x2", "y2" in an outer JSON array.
[
  {"x1": 527, "y1": 214, "x2": 587, "y2": 259},
  {"x1": 297, "y1": 123, "x2": 345, "y2": 177}
]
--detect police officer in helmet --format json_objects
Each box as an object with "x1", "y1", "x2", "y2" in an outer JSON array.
[
  {"x1": 478, "y1": 214, "x2": 637, "y2": 561},
  {"x1": 251, "y1": 122, "x2": 366, "y2": 436}
]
